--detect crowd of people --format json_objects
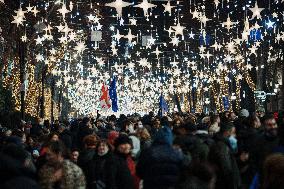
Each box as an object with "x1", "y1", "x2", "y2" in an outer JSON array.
[{"x1": 0, "y1": 109, "x2": 284, "y2": 189}]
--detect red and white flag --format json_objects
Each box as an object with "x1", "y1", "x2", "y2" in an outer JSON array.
[{"x1": 100, "y1": 83, "x2": 111, "y2": 111}]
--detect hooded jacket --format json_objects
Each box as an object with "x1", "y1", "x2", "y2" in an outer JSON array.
[{"x1": 136, "y1": 126, "x2": 184, "y2": 189}]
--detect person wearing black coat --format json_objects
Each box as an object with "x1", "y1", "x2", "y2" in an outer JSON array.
[
  {"x1": 208, "y1": 122, "x2": 241, "y2": 189},
  {"x1": 136, "y1": 125, "x2": 185, "y2": 189},
  {"x1": 77, "y1": 117, "x2": 94, "y2": 149},
  {"x1": 86, "y1": 140, "x2": 114, "y2": 189},
  {"x1": 107, "y1": 135, "x2": 135, "y2": 189},
  {"x1": 58, "y1": 124, "x2": 73, "y2": 150}
]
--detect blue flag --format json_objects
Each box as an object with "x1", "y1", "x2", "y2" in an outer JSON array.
[
  {"x1": 159, "y1": 94, "x2": 169, "y2": 116},
  {"x1": 109, "y1": 78, "x2": 118, "y2": 112}
]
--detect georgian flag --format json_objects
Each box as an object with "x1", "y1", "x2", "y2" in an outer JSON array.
[{"x1": 100, "y1": 83, "x2": 111, "y2": 111}]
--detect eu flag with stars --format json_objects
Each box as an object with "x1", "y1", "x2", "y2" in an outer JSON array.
[
  {"x1": 109, "y1": 78, "x2": 118, "y2": 112},
  {"x1": 159, "y1": 94, "x2": 169, "y2": 116}
]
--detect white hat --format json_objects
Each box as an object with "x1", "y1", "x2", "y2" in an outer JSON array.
[{"x1": 239, "y1": 109, "x2": 249, "y2": 118}]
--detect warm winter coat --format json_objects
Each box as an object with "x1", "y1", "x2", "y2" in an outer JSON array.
[
  {"x1": 78, "y1": 148, "x2": 96, "y2": 175},
  {"x1": 107, "y1": 152, "x2": 135, "y2": 189},
  {"x1": 59, "y1": 129, "x2": 73, "y2": 150},
  {"x1": 208, "y1": 133, "x2": 241, "y2": 189},
  {"x1": 136, "y1": 126, "x2": 184, "y2": 189},
  {"x1": 39, "y1": 160, "x2": 86, "y2": 189},
  {"x1": 85, "y1": 152, "x2": 114, "y2": 189}
]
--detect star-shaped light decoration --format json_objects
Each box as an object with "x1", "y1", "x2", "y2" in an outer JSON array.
[
  {"x1": 87, "y1": 14, "x2": 95, "y2": 22},
  {"x1": 50, "y1": 48, "x2": 56, "y2": 55},
  {"x1": 0, "y1": 0, "x2": 4, "y2": 4},
  {"x1": 36, "y1": 54, "x2": 44, "y2": 62},
  {"x1": 199, "y1": 13, "x2": 211, "y2": 27},
  {"x1": 147, "y1": 36, "x2": 155, "y2": 45},
  {"x1": 189, "y1": 31, "x2": 195, "y2": 39},
  {"x1": 170, "y1": 37, "x2": 180, "y2": 46},
  {"x1": 57, "y1": 4, "x2": 70, "y2": 19},
  {"x1": 96, "y1": 57, "x2": 105, "y2": 67},
  {"x1": 124, "y1": 29, "x2": 136, "y2": 44},
  {"x1": 134, "y1": 0, "x2": 157, "y2": 17},
  {"x1": 74, "y1": 41, "x2": 87, "y2": 54},
  {"x1": 26, "y1": 4, "x2": 34, "y2": 12},
  {"x1": 214, "y1": 0, "x2": 220, "y2": 8},
  {"x1": 105, "y1": 0, "x2": 132, "y2": 18},
  {"x1": 119, "y1": 18, "x2": 124, "y2": 26},
  {"x1": 171, "y1": 22, "x2": 185, "y2": 36},
  {"x1": 32, "y1": 6, "x2": 39, "y2": 17},
  {"x1": 21, "y1": 34, "x2": 27, "y2": 42},
  {"x1": 69, "y1": 32, "x2": 77, "y2": 41},
  {"x1": 137, "y1": 58, "x2": 149, "y2": 67},
  {"x1": 113, "y1": 30, "x2": 123, "y2": 41},
  {"x1": 129, "y1": 18, "x2": 137, "y2": 25},
  {"x1": 191, "y1": 9, "x2": 200, "y2": 19},
  {"x1": 222, "y1": 15, "x2": 236, "y2": 31},
  {"x1": 59, "y1": 35, "x2": 67, "y2": 43},
  {"x1": 163, "y1": 1, "x2": 175, "y2": 15},
  {"x1": 249, "y1": 1, "x2": 264, "y2": 20},
  {"x1": 266, "y1": 20, "x2": 275, "y2": 29},
  {"x1": 152, "y1": 47, "x2": 162, "y2": 58},
  {"x1": 35, "y1": 36, "x2": 43, "y2": 45},
  {"x1": 249, "y1": 44, "x2": 258, "y2": 55}
]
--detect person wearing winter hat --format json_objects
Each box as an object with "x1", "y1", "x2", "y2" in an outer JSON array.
[
  {"x1": 239, "y1": 109, "x2": 249, "y2": 118},
  {"x1": 107, "y1": 135, "x2": 136, "y2": 189}
]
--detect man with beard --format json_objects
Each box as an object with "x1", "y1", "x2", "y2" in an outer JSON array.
[{"x1": 249, "y1": 114, "x2": 279, "y2": 185}]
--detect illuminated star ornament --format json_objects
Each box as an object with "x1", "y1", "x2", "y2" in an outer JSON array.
[
  {"x1": 105, "y1": 0, "x2": 132, "y2": 18},
  {"x1": 74, "y1": 41, "x2": 87, "y2": 54},
  {"x1": 0, "y1": 0, "x2": 4, "y2": 4},
  {"x1": 57, "y1": 4, "x2": 70, "y2": 19},
  {"x1": 134, "y1": 0, "x2": 157, "y2": 17},
  {"x1": 163, "y1": 1, "x2": 175, "y2": 15},
  {"x1": 266, "y1": 20, "x2": 275, "y2": 29},
  {"x1": 124, "y1": 29, "x2": 136, "y2": 44},
  {"x1": 171, "y1": 22, "x2": 186, "y2": 36},
  {"x1": 249, "y1": 1, "x2": 264, "y2": 20}
]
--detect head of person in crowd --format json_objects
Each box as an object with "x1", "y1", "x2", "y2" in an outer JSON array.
[
  {"x1": 12, "y1": 130, "x2": 26, "y2": 143},
  {"x1": 45, "y1": 141, "x2": 68, "y2": 166},
  {"x1": 83, "y1": 134, "x2": 99, "y2": 149},
  {"x1": 96, "y1": 119, "x2": 105, "y2": 128},
  {"x1": 82, "y1": 117, "x2": 91, "y2": 128},
  {"x1": 246, "y1": 115, "x2": 261, "y2": 129},
  {"x1": 2, "y1": 143, "x2": 36, "y2": 174},
  {"x1": 70, "y1": 149, "x2": 79, "y2": 164},
  {"x1": 220, "y1": 122, "x2": 237, "y2": 152},
  {"x1": 228, "y1": 111, "x2": 237, "y2": 122},
  {"x1": 153, "y1": 125, "x2": 173, "y2": 146},
  {"x1": 173, "y1": 117, "x2": 183, "y2": 128},
  {"x1": 121, "y1": 120, "x2": 135, "y2": 134},
  {"x1": 107, "y1": 131, "x2": 119, "y2": 147},
  {"x1": 239, "y1": 109, "x2": 250, "y2": 118},
  {"x1": 179, "y1": 162, "x2": 216, "y2": 189},
  {"x1": 96, "y1": 140, "x2": 111, "y2": 156},
  {"x1": 210, "y1": 114, "x2": 221, "y2": 125},
  {"x1": 37, "y1": 118, "x2": 44, "y2": 126},
  {"x1": 114, "y1": 134, "x2": 133, "y2": 156},
  {"x1": 44, "y1": 120, "x2": 50, "y2": 130},
  {"x1": 48, "y1": 132, "x2": 59, "y2": 142},
  {"x1": 256, "y1": 107, "x2": 265, "y2": 118},
  {"x1": 263, "y1": 114, "x2": 278, "y2": 138},
  {"x1": 136, "y1": 127, "x2": 151, "y2": 142},
  {"x1": 153, "y1": 117, "x2": 161, "y2": 130},
  {"x1": 262, "y1": 153, "x2": 284, "y2": 189},
  {"x1": 58, "y1": 124, "x2": 67, "y2": 134}
]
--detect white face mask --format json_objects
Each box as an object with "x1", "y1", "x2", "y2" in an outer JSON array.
[{"x1": 138, "y1": 122, "x2": 143, "y2": 128}]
